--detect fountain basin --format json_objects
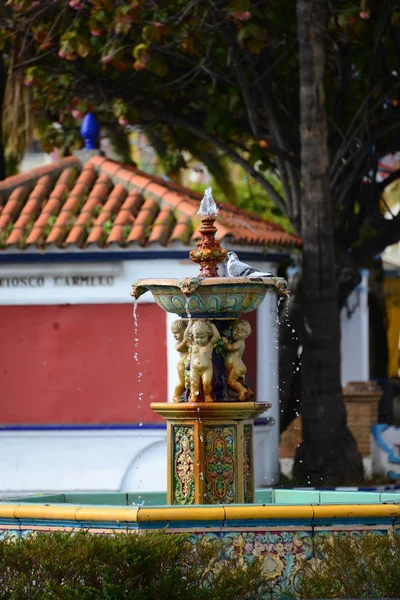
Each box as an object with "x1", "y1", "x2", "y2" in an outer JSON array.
[
  {"x1": 131, "y1": 277, "x2": 287, "y2": 318},
  {"x1": 1, "y1": 491, "x2": 399, "y2": 597}
]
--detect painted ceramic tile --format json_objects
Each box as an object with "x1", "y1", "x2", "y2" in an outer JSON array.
[
  {"x1": 173, "y1": 426, "x2": 195, "y2": 505},
  {"x1": 243, "y1": 424, "x2": 253, "y2": 503},
  {"x1": 191, "y1": 529, "x2": 313, "y2": 599},
  {"x1": 204, "y1": 425, "x2": 235, "y2": 503}
]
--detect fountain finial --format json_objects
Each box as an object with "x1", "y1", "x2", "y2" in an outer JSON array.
[
  {"x1": 198, "y1": 187, "x2": 219, "y2": 217},
  {"x1": 189, "y1": 187, "x2": 227, "y2": 277}
]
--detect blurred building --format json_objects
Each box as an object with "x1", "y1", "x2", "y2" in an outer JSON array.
[{"x1": 0, "y1": 154, "x2": 300, "y2": 495}]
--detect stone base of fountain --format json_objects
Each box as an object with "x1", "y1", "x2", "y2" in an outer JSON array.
[{"x1": 151, "y1": 401, "x2": 270, "y2": 505}]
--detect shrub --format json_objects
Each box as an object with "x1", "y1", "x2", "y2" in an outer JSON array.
[
  {"x1": 0, "y1": 530, "x2": 272, "y2": 600},
  {"x1": 298, "y1": 532, "x2": 400, "y2": 599}
]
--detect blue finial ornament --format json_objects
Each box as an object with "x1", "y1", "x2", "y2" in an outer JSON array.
[{"x1": 80, "y1": 112, "x2": 99, "y2": 150}]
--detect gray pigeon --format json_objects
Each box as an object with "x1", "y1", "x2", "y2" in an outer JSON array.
[{"x1": 225, "y1": 251, "x2": 273, "y2": 278}]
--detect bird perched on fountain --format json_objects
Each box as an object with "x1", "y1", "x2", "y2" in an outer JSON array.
[{"x1": 225, "y1": 251, "x2": 273, "y2": 278}]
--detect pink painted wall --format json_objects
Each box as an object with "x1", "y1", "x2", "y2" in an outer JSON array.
[{"x1": 0, "y1": 304, "x2": 166, "y2": 425}]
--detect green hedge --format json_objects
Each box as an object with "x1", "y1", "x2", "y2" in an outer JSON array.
[
  {"x1": 299, "y1": 532, "x2": 400, "y2": 599},
  {"x1": 2, "y1": 529, "x2": 398, "y2": 599},
  {"x1": 0, "y1": 530, "x2": 271, "y2": 600}
]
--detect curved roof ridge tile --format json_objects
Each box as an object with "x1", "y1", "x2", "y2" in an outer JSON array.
[
  {"x1": 126, "y1": 197, "x2": 159, "y2": 246},
  {"x1": 46, "y1": 165, "x2": 98, "y2": 247},
  {"x1": 0, "y1": 156, "x2": 301, "y2": 252},
  {"x1": 86, "y1": 184, "x2": 128, "y2": 246},
  {"x1": 107, "y1": 191, "x2": 143, "y2": 245},
  {"x1": 0, "y1": 187, "x2": 29, "y2": 231},
  {"x1": 148, "y1": 206, "x2": 176, "y2": 246},
  {"x1": 64, "y1": 174, "x2": 112, "y2": 247},
  {"x1": 0, "y1": 157, "x2": 80, "y2": 204},
  {"x1": 25, "y1": 167, "x2": 79, "y2": 247},
  {"x1": 6, "y1": 176, "x2": 53, "y2": 246}
]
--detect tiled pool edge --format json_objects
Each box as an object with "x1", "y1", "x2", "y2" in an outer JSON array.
[
  {"x1": 0, "y1": 500, "x2": 399, "y2": 527},
  {"x1": 1, "y1": 496, "x2": 399, "y2": 598}
]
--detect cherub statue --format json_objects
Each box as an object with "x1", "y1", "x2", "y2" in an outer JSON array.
[
  {"x1": 222, "y1": 319, "x2": 253, "y2": 401},
  {"x1": 184, "y1": 319, "x2": 220, "y2": 403},
  {"x1": 171, "y1": 319, "x2": 189, "y2": 403}
]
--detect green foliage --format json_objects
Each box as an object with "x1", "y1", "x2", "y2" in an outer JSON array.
[
  {"x1": 0, "y1": 530, "x2": 273, "y2": 600},
  {"x1": 0, "y1": 221, "x2": 13, "y2": 248},
  {"x1": 2, "y1": 0, "x2": 400, "y2": 257},
  {"x1": 299, "y1": 532, "x2": 400, "y2": 599},
  {"x1": 102, "y1": 219, "x2": 113, "y2": 236}
]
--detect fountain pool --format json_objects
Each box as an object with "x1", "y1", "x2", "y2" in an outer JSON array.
[{"x1": 1, "y1": 489, "x2": 399, "y2": 596}]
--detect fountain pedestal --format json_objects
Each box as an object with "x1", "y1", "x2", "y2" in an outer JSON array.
[
  {"x1": 151, "y1": 401, "x2": 270, "y2": 505},
  {"x1": 133, "y1": 188, "x2": 287, "y2": 506}
]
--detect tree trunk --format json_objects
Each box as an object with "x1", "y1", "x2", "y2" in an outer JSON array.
[
  {"x1": 293, "y1": 0, "x2": 363, "y2": 484},
  {"x1": 279, "y1": 274, "x2": 303, "y2": 433}
]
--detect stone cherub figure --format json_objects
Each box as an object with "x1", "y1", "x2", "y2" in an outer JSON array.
[
  {"x1": 222, "y1": 319, "x2": 254, "y2": 401},
  {"x1": 171, "y1": 319, "x2": 189, "y2": 403},
  {"x1": 184, "y1": 319, "x2": 220, "y2": 403}
]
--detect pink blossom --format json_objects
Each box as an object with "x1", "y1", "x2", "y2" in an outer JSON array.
[
  {"x1": 72, "y1": 109, "x2": 84, "y2": 120},
  {"x1": 101, "y1": 54, "x2": 113, "y2": 64},
  {"x1": 58, "y1": 49, "x2": 67, "y2": 58},
  {"x1": 90, "y1": 29, "x2": 102, "y2": 37},
  {"x1": 359, "y1": 11, "x2": 370, "y2": 19},
  {"x1": 118, "y1": 117, "x2": 129, "y2": 126},
  {"x1": 232, "y1": 11, "x2": 251, "y2": 21}
]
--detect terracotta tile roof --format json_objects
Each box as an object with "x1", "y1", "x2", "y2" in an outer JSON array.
[{"x1": 0, "y1": 156, "x2": 301, "y2": 252}]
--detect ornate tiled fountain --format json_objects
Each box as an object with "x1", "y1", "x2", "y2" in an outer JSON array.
[
  {"x1": 132, "y1": 189, "x2": 287, "y2": 505},
  {"x1": 1, "y1": 190, "x2": 399, "y2": 598}
]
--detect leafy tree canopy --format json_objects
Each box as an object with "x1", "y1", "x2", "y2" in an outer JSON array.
[{"x1": 1, "y1": 0, "x2": 400, "y2": 274}]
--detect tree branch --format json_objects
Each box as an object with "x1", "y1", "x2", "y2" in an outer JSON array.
[
  {"x1": 218, "y1": 23, "x2": 261, "y2": 139},
  {"x1": 143, "y1": 112, "x2": 288, "y2": 215},
  {"x1": 330, "y1": 80, "x2": 400, "y2": 183},
  {"x1": 259, "y1": 89, "x2": 301, "y2": 224}
]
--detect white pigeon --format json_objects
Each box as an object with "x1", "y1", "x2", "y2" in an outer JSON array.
[{"x1": 225, "y1": 251, "x2": 273, "y2": 278}]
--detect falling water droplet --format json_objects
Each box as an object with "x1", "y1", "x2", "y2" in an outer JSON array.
[
  {"x1": 132, "y1": 298, "x2": 138, "y2": 327},
  {"x1": 184, "y1": 296, "x2": 192, "y2": 319}
]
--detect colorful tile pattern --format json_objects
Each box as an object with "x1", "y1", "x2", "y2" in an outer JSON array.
[
  {"x1": 204, "y1": 425, "x2": 235, "y2": 503},
  {"x1": 173, "y1": 426, "x2": 195, "y2": 505},
  {"x1": 192, "y1": 529, "x2": 313, "y2": 598},
  {"x1": 243, "y1": 424, "x2": 253, "y2": 503},
  {"x1": 0, "y1": 156, "x2": 301, "y2": 251}
]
